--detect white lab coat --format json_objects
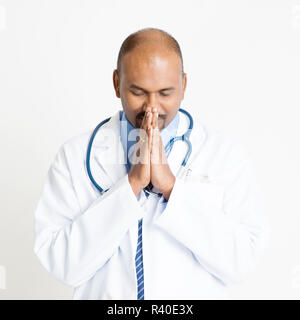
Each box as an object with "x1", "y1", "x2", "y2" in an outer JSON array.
[{"x1": 34, "y1": 110, "x2": 270, "y2": 300}]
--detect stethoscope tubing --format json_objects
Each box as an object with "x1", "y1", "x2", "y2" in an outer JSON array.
[{"x1": 86, "y1": 108, "x2": 193, "y2": 193}]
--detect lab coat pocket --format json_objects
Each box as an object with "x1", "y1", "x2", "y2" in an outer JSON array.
[{"x1": 184, "y1": 173, "x2": 225, "y2": 212}]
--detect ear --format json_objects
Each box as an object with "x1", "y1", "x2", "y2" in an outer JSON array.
[
  {"x1": 113, "y1": 69, "x2": 120, "y2": 98},
  {"x1": 181, "y1": 72, "x2": 187, "y2": 100}
]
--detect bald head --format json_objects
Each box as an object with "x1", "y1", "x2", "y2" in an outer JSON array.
[
  {"x1": 113, "y1": 28, "x2": 187, "y2": 130},
  {"x1": 117, "y1": 28, "x2": 184, "y2": 76}
]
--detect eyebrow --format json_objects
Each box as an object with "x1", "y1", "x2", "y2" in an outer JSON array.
[{"x1": 130, "y1": 84, "x2": 175, "y2": 93}]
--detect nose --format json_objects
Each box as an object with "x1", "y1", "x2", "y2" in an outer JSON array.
[{"x1": 143, "y1": 93, "x2": 160, "y2": 113}]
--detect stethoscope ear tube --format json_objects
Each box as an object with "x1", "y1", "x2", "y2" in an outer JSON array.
[
  {"x1": 165, "y1": 108, "x2": 193, "y2": 168},
  {"x1": 179, "y1": 108, "x2": 193, "y2": 133},
  {"x1": 86, "y1": 117, "x2": 111, "y2": 193}
]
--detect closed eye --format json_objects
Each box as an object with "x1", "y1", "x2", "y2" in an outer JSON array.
[
  {"x1": 160, "y1": 91, "x2": 171, "y2": 97},
  {"x1": 131, "y1": 91, "x2": 145, "y2": 96},
  {"x1": 130, "y1": 90, "x2": 172, "y2": 97}
]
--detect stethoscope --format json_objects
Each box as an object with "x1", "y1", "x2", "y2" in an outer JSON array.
[{"x1": 86, "y1": 108, "x2": 194, "y2": 195}]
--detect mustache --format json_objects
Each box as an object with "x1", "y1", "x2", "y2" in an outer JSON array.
[{"x1": 136, "y1": 111, "x2": 167, "y2": 120}]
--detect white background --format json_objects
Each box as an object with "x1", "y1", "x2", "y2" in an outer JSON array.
[{"x1": 0, "y1": 0, "x2": 300, "y2": 299}]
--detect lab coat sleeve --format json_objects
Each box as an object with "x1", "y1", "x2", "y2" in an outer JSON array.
[
  {"x1": 153, "y1": 152, "x2": 271, "y2": 286},
  {"x1": 34, "y1": 145, "x2": 145, "y2": 288}
]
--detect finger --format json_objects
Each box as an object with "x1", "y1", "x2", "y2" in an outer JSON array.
[
  {"x1": 141, "y1": 110, "x2": 151, "y2": 146},
  {"x1": 151, "y1": 128, "x2": 159, "y2": 164},
  {"x1": 137, "y1": 111, "x2": 151, "y2": 162},
  {"x1": 137, "y1": 107, "x2": 151, "y2": 143},
  {"x1": 140, "y1": 107, "x2": 151, "y2": 129},
  {"x1": 145, "y1": 111, "x2": 152, "y2": 148},
  {"x1": 147, "y1": 126, "x2": 153, "y2": 151},
  {"x1": 134, "y1": 115, "x2": 150, "y2": 164},
  {"x1": 152, "y1": 107, "x2": 158, "y2": 129},
  {"x1": 146, "y1": 109, "x2": 152, "y2": 130}
]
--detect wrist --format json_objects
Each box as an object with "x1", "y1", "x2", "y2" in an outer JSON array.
[
  {"x1": 161, "y1": 175, "x2": 175, "y2": 201},
  {"x1": 128, "y1": 174, "x2": 144, "y2": 197}
]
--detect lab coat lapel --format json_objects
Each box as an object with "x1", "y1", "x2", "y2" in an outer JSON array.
[
  {"x1": 167, "y1": 111, "x2": 187, "y2": 176},
  {"x1": 91, "y1": 111, "x2": 127, "y2": 191},
  {"x1": 89, "y1": 111, "x2": 138, "y2": 285},
  {"x1": 167, "y1": 110, "x2": 206, "y2": 178}
]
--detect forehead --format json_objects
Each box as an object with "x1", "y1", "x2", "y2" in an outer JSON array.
[{"x1": 121, "y1": 48, "x2": 182, "y2": 88}]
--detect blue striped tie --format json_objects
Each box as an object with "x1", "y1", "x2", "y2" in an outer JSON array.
[
  {"x1": 134, "y1": 150, "x2": 174, "y2": 299},
  {"x1": 135, "y1": 218, "x2": 144, "y2": 299},
  {"x1": 133, "y1": 135, "x2": 176, "y2": 300}
]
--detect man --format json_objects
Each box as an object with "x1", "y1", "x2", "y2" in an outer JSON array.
[{"x1": 34, "y1": 28, "x2": 270, "y2": 299}]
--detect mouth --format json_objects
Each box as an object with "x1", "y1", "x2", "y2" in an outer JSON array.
[
  {"x1": 136, "y1": 113, "x2": 145, "y2": 121},
  {"x1": 136, "y1": 112, "x2": 167, "y2": 120},
  {"x1": 135, "y1": 114, "x2": 167, "y2": 130},
  {"x1": 135, "y1": 112, "x2": 167, "y2": 128}
]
